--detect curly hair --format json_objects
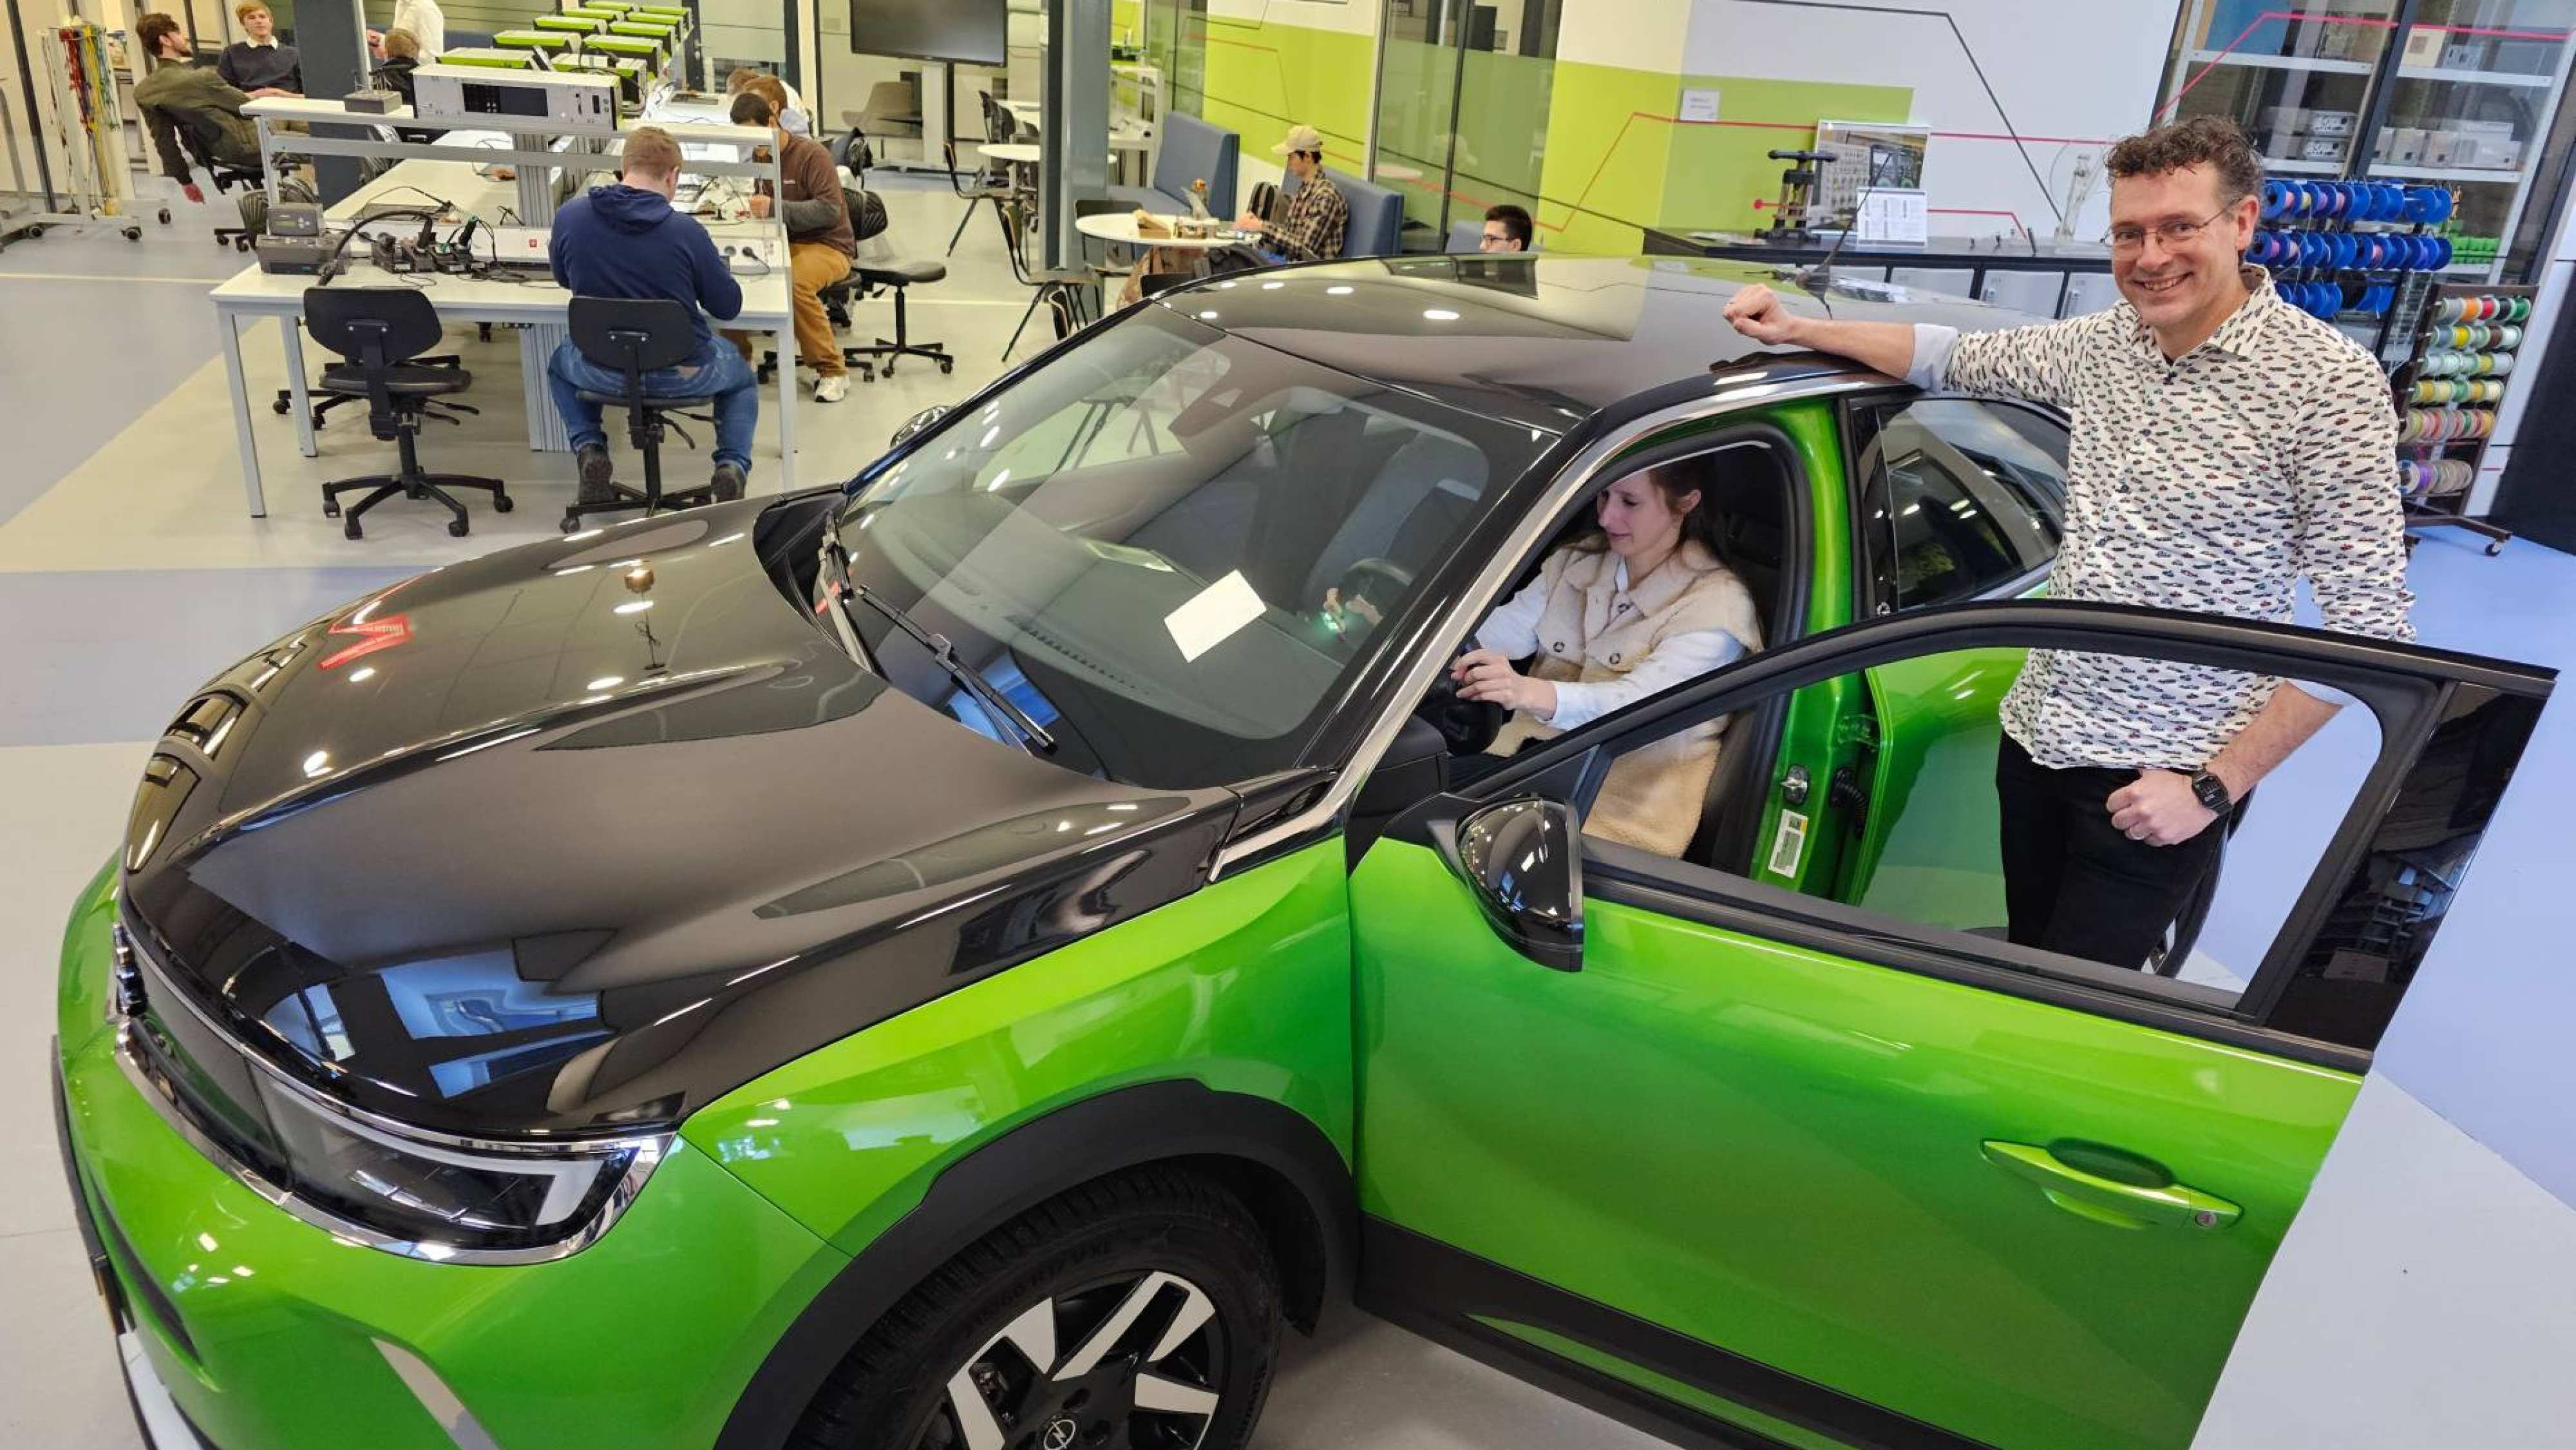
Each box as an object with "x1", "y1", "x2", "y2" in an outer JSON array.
[
  {"x1": 2106, "y1": 115, "x2": 2264, "y2": 203},
  {"x1": 135, "y1": 12, "x2": 184, "y2": 58}
]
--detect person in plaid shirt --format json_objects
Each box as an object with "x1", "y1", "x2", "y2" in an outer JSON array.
[{"x1": 1238, "y1": 124, "x2": 1349, "y2": 261}]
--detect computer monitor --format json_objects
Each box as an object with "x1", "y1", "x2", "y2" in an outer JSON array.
[{"x1": 851, "y1": 0, "x2": 1005, "y2": 66}]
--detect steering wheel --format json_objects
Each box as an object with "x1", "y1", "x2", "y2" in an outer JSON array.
[{"x1": 1417, "y1": 647, "x2": 1508, "y2": 756}]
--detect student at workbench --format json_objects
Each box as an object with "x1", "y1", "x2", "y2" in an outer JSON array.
[{"x1": 723, "y1": 89, "x2": 856, "y2": 403}]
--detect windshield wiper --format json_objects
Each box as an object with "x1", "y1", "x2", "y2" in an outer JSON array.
[{"x1": 817, "y1": 526, "x2": 1057, "y2": 755}]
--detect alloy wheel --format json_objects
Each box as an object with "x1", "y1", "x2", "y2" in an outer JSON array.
[{"x1": 920, "y1": 1268, "x2": 1227, "y2": 1450}]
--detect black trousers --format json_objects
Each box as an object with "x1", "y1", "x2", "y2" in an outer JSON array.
[{"x1": 1994, "y1": 734, "x2": 2243, "y2": 971}]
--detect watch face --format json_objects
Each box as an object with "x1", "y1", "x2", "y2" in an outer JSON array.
[{"x1": 2193, "y1": 772, "x2": 2230, "y2": 811}]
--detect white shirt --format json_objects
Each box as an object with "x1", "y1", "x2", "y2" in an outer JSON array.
[
  {"x1": 1902, "y1": 267, "x2": 2412, "y2": 770},
  {"x1": 1477, "y1": 557, "x2": 1749, "y2": 730},
  {"x1": 390, "y1": 0, "x2": 445, "y2": 60},
  {"x1": 775, "y1": 79, "x2": 811, "y2": 137}
]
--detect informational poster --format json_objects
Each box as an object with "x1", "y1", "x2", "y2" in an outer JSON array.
[
  {"x1": 1679, "y1": 88, "x2": 1721, "y2": 123},
  {"x1": 1855, "y1": 187, "x2": 1929, "y2": 245}
]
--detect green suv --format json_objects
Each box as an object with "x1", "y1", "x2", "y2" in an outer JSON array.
[{"x1": 52, "y1": 256, "x2": 2550, "y2": 1450}]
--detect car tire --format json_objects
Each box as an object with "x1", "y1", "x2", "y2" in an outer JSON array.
[{"x1": 791, "y1": 1167, "x2": 1283, "y2": 1450}]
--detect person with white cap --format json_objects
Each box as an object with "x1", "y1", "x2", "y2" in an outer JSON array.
[{"x1": 1238, "y1": 122, "x2": 1348, "y2": 262}]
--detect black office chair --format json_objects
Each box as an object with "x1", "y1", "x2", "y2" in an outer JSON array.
[
  {"x1": 998, "y1": 195, "x2": 1096, "y2": 359},
  {"x1": 171, "y1": 115, "x2": 274, "y2": 251},
  {"x1": 840, "y1": 186, "x2": 953, "y2": 377},
  {"x1": 305, "y1": 287, "x2": 508, "y2": 539},
  {"x1": 560, "y1": 296, "x2": 719, "y2": 533}
]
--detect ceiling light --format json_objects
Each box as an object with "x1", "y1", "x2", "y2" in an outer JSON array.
[
  {"x1": 614, "y1": 600, "x2": 653, "y2": 615},
  {"x1": 585, "y1": 676, "x2": 624, "y2": 691},
  {"x1": 1423, "y1": 309, "x2": 1459, "y2": 321}
]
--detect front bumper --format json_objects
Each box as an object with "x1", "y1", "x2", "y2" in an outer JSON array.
[{"x1": 51, "y1": 874, "x2": 851, "y2": 1450}]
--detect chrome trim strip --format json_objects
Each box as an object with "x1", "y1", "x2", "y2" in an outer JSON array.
[
  {"x1": 1210, "y1": 376, "x2": 1880, "y2": 878},
  {"x1": 377, "y1": 1340, "x2": 508, "y2": 1450}
]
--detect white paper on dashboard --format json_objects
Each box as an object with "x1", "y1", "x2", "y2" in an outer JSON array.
[{"x1": 1164, "y1": 569, "x2": 1267, "y2": 662}]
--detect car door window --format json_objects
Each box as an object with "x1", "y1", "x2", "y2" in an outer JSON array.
[{"x1": 1853, "y1": 397, "x2": 2067, "y2": 612}]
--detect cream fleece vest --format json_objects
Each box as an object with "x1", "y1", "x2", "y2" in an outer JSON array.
[{"x1": 1488, "y1": 539, "x2": 1763, "y2": 855}]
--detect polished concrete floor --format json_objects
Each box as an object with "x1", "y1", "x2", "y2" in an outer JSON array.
[{"x1": 6, "y1": 175, "x2": 2576, "y2": 1450}]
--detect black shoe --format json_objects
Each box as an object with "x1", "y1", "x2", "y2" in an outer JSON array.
[
  {"x1": 709, "y1": 463, "x2": 746, "y2": 503},
  {"x1": 576, "y1": 444, "x2": 616, "y2": 505}
]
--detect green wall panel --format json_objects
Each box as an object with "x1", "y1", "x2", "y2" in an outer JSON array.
[
  {"x1": 1198, "y1": 16, "x2": 1376, "y2": 175},
  {"x1": 1535, "y1": 58, "x2": 1683, "y2": 253},
  {"x1": 1661, "y1": 76, "x2": 1913, "y2": 235}
]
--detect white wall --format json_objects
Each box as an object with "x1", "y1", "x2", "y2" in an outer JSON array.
[{"x1": 1679, "y1": 0, "x2": 2174, "y2": 243}]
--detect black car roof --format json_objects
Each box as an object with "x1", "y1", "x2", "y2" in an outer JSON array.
[{"x1": 1153, "y1": 253, "x2": 2056, "y2": 433}]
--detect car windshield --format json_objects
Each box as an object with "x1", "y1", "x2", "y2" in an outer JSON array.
[{"x1": 829, "y1": 305, "x2": 1551, "y2": 788}]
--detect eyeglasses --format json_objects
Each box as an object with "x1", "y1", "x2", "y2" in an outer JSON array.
[{"x1": 2105, "y1": 205, "x2": 2237, "y2": 253}]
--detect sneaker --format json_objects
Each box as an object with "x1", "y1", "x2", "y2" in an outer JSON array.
[
  {"x1": 575, "y1": 444, "x2": 616, "y2": 505},
  {"x1": 708, "y1": 463, "x2": 746, "y2": 503},
  {"x1": 814, "y1": 373, "x2": 850, "y2": 404}
]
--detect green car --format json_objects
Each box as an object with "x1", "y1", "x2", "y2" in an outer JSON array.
[{"x1": 52, "y1": 256, "x2": 2550, "y2": 1450}]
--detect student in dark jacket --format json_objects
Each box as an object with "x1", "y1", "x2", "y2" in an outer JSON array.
[
  {"x1": 545, "y1": 126, "x2": 760, "y2": 502},
  {"x1": 216, "y1": 1, "x2": 300, "y2": 95},
  {"x1": 133, "y1": 13, "x2": 260, "y2": 204}
]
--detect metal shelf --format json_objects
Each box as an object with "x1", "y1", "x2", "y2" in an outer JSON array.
[
  {"x1": 2260, "y1": 157, "x2": 2345, "y2": 175},
  {"x1": 2394, "y1": 66, "x2": 2555, "y2": 89},
  {"x1": 2367, "y1": 162, "x2": 2532, "y2": 183},
  {"x1": 2186, "y1": 48, "x2": 2374, "y2": 77}
]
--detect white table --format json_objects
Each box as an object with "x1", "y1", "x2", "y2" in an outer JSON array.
[
  {"x1": 211, "y1": 166, "x2": 795, "y2": 517},
  {"x1": 980, "y1": 142, "x2": 1043, "y2": 166},
  {"x1": 1072, "y1": 211, "x2": 1254, "y2": 250}
]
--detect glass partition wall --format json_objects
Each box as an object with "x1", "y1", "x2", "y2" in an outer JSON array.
[{"x1": 1374, "y1": 0, "x2": 1557, "y2": 248}]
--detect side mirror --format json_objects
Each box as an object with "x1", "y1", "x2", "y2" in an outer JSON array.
[
  {"x1": 890, "y1": 404, "x2": 949, "y2": 448},
  {"x1": 1448, "y1": 797, "x2": 1583, "y2": 971}
]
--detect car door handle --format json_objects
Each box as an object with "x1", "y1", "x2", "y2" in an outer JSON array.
[{"x1": 1980, "y1": 1141, "x2": 2242, "y2": 1232}]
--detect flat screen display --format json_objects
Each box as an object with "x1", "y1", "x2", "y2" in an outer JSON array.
[{"x1": 850, "y1": 0, "x2": 1006, "y2": 65}]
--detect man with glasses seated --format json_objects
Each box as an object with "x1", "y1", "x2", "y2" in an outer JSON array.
[{"x1": 1720, "y1": 115, "x2": 2410, "y2": 972}]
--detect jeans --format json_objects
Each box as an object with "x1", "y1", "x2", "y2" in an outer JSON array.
[
  {"x1": 1994, "y1": 733, "x2": 2250, "y2": 971},
  {"x1": 545, "y1": 340, "x2": 759, "y2": 475}
]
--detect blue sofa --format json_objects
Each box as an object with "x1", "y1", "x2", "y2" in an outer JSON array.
[
  {"x1": 1283, "y1": 166, "x2": 1401, "y2": 257},
  {"x1": 1109, "y1": 111, "x2": 1239, "y2": 216}
]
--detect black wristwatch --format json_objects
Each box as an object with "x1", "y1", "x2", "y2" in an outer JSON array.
[{"x1": 2188, "y1": 768, "x2": 2233, "y2": 815}]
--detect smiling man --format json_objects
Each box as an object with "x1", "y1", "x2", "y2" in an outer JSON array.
[{"x1": 1721, "y1": 115, "x2": 2412, "y2": 971}]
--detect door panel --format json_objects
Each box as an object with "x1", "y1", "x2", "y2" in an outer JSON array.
[
  {"x1": 1352, "y1": 600, "x2": 2552, "y2": 1450},
  {"x1": 1352, "y1": 837, "x2": 2356, "y2": 1450},
  {"x1": 1837, "y1": 645, "x2": 2024, "y2": 926}
]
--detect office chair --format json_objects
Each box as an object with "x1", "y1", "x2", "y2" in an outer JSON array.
[
  {"x1": 997, "y1": 195, "x2": 1096, "y2": 359},
  {"x1": 171, "y1": 116, "x2": 275, "y2": 251},
  {"x1": 840, "y1": 185, "x2": 952, "y2": 377},
  {"x1": 560, "y1": 296, "x2": 719, "y2": 533},
  {"x1": 943, "y1": 134, "x2": 1013, "y2": 256},
  {"x1": 305, "y1": 288, "x2": 509, "y2": 539}
]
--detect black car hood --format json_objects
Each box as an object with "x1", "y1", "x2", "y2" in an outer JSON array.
[{"x1": 118, "y1": 501, "x2": 1238, "y2": 1138}]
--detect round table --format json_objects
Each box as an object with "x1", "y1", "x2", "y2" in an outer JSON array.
[
  {"x1": 1073, "y1": 211, "x2": 1255, "y2": 249},
  {"x1": 980, "y1": 142, "x2": 1044, "y2": 166}
]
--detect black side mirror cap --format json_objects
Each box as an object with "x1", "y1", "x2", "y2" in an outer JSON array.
[{"x1": 1446, "y1": 796, "x2": 1584, "y2": 971}]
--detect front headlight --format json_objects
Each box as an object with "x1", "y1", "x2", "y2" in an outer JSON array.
[
  {"x1": 251, "y1": 1071, "x2": 665, "y2": 1262},
  {"x1": 113, "y1": 922, "x2": 667, "y2": 1265}
]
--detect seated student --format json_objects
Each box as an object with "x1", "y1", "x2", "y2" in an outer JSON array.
[
  {"x1": 368, "y1": 0, "x2": 443, "y2": 62},
  {"x1": 133, "y1": 14, "x2": 261, "y2": 205},
  {"x1": 546, "y1": 126, "x2": 760, "y2": 503},
  {"x1": 216, "y1": 1, "x2": 300, "y2": 95},
  {"x1": 374, "y1": 27, "x2": 422, "y2": 105},
  {"x1": 1236, "y1": 123, "x2": 1347, "y2": 262},
  {"x1": 1449, "y1": 464, "x2": 1763, "y2": 855},
  {"x1": 1480, "y1": 203, "x2": 1533, "y2": 253},
  {"x1": 723, "y1": 89, "x2": 856, "y2": 402},
  {"x1": 726, "y1": 66, "x2": 811, "y2": 137}
]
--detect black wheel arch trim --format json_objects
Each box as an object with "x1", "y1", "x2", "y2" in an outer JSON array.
[{"x1": 714, "y1": 1078, "x2": 1356, "y2": 1450}]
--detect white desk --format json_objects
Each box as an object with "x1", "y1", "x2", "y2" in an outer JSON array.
[
  {"x1": 211, "y1": 165, "x2": 795, "y2": 517},
  {"x1": 1072, "y1": 211, "x2": 1252, "y2": 249},
  {"x1": 980, "y1": 142, "x2": 1043, "y2": 166}
]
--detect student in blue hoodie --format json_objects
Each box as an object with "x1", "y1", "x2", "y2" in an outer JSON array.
[{"x1": 545, "y1": 126, "x2": 758, "y2": 503}]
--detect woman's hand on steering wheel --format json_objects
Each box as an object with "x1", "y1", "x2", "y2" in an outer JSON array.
[{"x1": 1452, "y1": 649, "x2": 1556, "y2": 720}]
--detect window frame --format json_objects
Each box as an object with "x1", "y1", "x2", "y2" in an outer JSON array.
[
  {"x1": 1388, "y1": 598, "x2": 2550, "y2": 1069},
  {"x1": 1840, "y1": 390, "x2": 2072, "y2": 619}
]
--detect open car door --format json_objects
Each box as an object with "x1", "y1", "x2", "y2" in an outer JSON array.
[{"x1": 1350, "y1": 600, "x2": 2550, "y2": 1450}]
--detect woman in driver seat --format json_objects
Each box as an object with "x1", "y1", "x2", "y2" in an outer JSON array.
[{"x1": 1452, "y1": 464, "x2": 1762, "y2": 855}]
